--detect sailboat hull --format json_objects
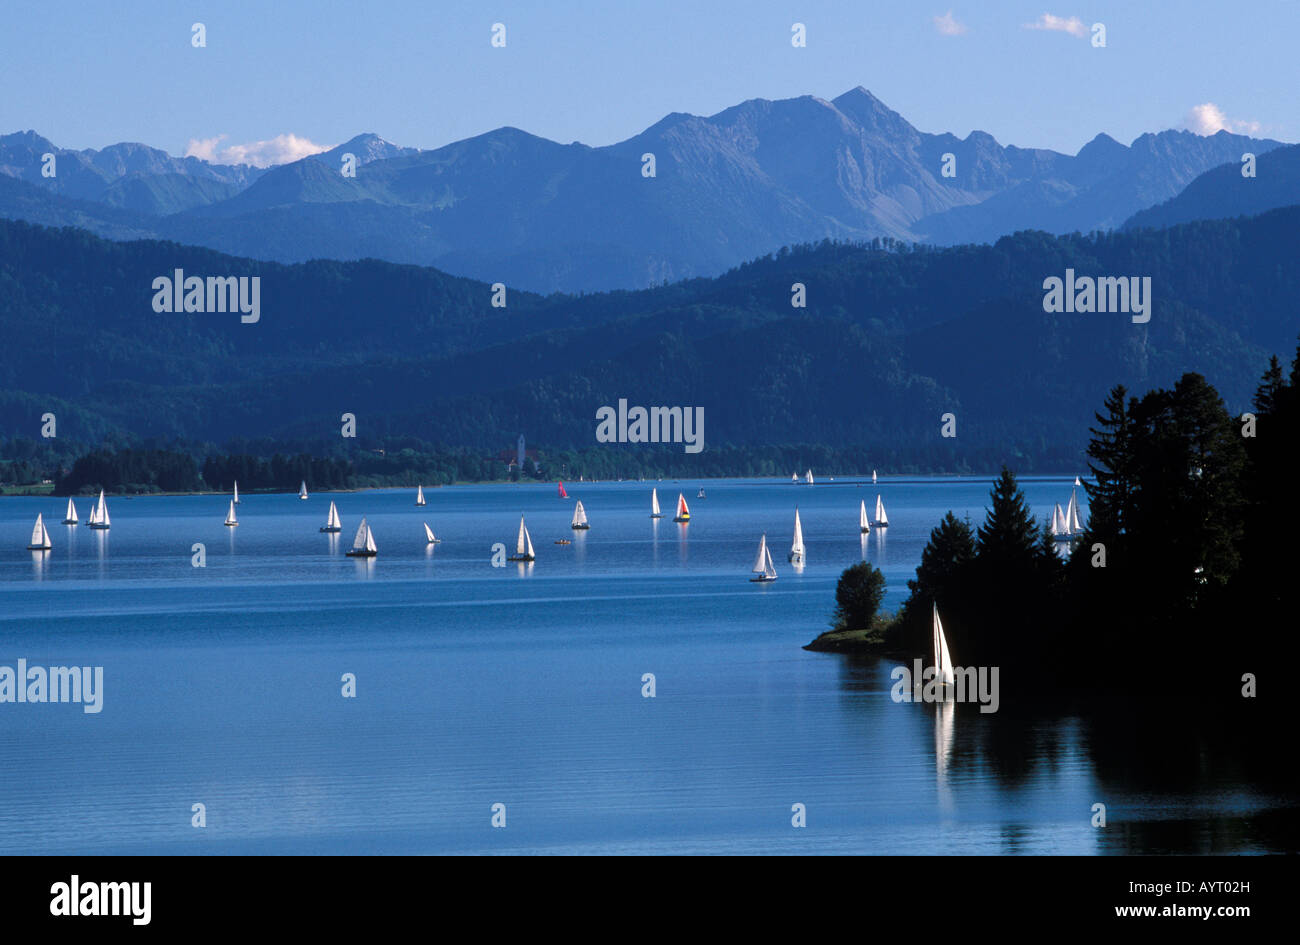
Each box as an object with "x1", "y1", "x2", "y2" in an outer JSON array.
[
  {"x1": 570, "y1": 524, "x2": 590, "y2": 530},
  {"x1": 89, "y1": 523, "x2": 110, "y2": 530},
  {"x1": 749, "y1": 575, "x2": 777, "y2": 583},
  {"x1": 224, "y1": 522, "x2": 238, "y2": 528},
  {"x1": 788, "y1": 553, "x2": 803, "y2": 564},
  {"x1": 320, "y1": 526, "x2": 341, "y2": 533},
  {"x1": 345, "y1": 549, "x2": 376, "y2": 557},
  {"x1": 506, "y1": 554, "x2": 535, "y2": 561}
]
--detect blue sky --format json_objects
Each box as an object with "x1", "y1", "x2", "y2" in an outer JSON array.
[{"x1": 1, "y1": 0, "x2": 1293, "y2": 164}]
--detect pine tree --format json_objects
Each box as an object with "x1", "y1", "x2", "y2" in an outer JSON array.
[
  {"x1": 1253, "y1": 355, "x2": 1285, "y2": 416},
  {"x1": 1084, "y1": 385, "x2": 1134, "y2": 542},
  {"x1": 976, "y1": 466, "x2": 1039, "y2": 571}
]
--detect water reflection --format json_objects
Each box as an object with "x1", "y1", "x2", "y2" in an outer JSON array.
[
  {"x1": 353, "y1": 556, "x2": 376, "y2": 579},
  {"x1": 935, "y1": 699, "x2": 955, "y2": 815},
  {"x1": 30, "y1": 549, "x2": 49, "y2": 580},
  {"x1": 515, "y1": 560, "x2": 534, "y2": 579}
]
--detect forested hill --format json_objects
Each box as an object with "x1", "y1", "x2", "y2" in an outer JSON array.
[{"x1": 2, "y1": 207, "x2": 1297, "y2": 469}]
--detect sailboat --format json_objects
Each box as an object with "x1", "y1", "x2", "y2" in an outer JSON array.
[
  {"x1": 750, "y1": 533, "x2": 777, "y2": 582},
  {"x1": 507, "y1": 515, "x2": 536, "y2": 561},
  {"x1": 697, "y1": 487, "x2": 706, "y2": 498},
  {"x1": 320, "y1": 501, "x2": 342, "y2": 533},
  {"x1": 804, "y1": 469, "x2": 814, "y2": 485},
  {"x1": 558, "y1": 482, "x2": 568, "y2": 499},
  {"x1": 788, "y1": 508, "x2": 805, "y2": 565},
  {"x1": 859, "y1": 500, "x2": 871, "y2": 534},
  {"x1": 298, "y1": 481, "x2": 309, "y2": 500},
  {"x1": 672, "y1": 493, "x2": 690, "y2": 522},
  {"x1": 872, "y1": 470, "x2": 877, "y2": 484},
  {"x1": 791, "y1": 472, "x2": 798, "y2": 483},
  {"x1": 415, "y1": 485, "x2": 426, "y2": 506},
  {"x1": 61, "y1": 497, "x2": 78, "y2": 525},
  {"x1": 874, "y1": 494, "x2": 889, "y2": 528},
  {"x1": 346, "y1": 517, "x2": 377, "y2": 557},
  {"x1": 1051, "y1": 503, "x2": 1069, "y2": 539},
  {"x1": 233, "y1": 481, "x2": 240, "y2": 504},
  {"x1": 571, "y1": 499, "x2": 590, "y2": 530},
  {"x1": 1065, "y1": 484, "x2": 1083, "y2": 535},
  {"x1": 88, "y1": 490, "x2": 111, "y2": 529},
  {"x1": 650, "y1": 488, "x2": 663, "y2": 518},
  {"x1": 932, "y1": 604, "x2": 955, "y2": 693},
  {"x1": 223, "y1": 500, "x2": 239, "y2": 527},
  {"x1": 27, "y1": 514, "x2": 51, "y2": 551},
  {"x1": 423, "y1": 522, "x2": 440, "y2": 544}
]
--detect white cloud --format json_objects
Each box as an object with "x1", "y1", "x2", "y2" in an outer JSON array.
[
  {"x1": 183, "y1": 133, "x2": 332, "y2": 168},
  {"x1": 933, "y1": 11, "x2": 968, "y2": 36},
  {"x1": 1184, "y1": 103, "x2": 1262, "y2": 136},
  {"x1": 1023, "y1": 13, "x2": 1087, "y2": 37}
]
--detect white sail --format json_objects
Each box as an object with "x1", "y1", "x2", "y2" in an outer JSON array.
[
  {"x1": 512, "y1": 515, "x2": 535, "y2": 558},
  {"x1": 29, "y1": 514, "x2": 51, "y2": 549},
  {"x1": 791, "y1": 473, "x2": 798, "y2": 483},
  {"x1": 348, "y1": 517, "x2": 376, "y2": 554},
  {"x1": 872, "y1": 470, "x2": 877, "y2": 484},
  {"x1": 933, "y1": 604, "x2": 955, "y2": 688},
  {"x1": 805, "y1": 469, "x2": 814, "y2": 484},
  {"x1": 64, "y1": 497, "x2": 78, "y2": 524},
  {"x1": 764, "y1": 544, "x2": 776, "y2": 579},
  {"x1": 651, "y1": 488, "x2": 661, "y2": 516},
  {"x1": 752, "y1": 534, "x2": 769, "y2": 574},
  {"x1": 233, "y1": 481, "x2": 240, "y2": 504},
  {"x1": 424, "y1": 522, "x2": 436, "y2": 543},
  {"x1": 326, "y1": 501, "x2": 341, "y2": 530},
  {"x1": 859, "y1": 500, "x2": 870, "y2": 533},
  {"x1": 674, "y1": 493, "x2": 690, "y2": 520},
  {"x1": 224, "y1": 500, "x2": 238, "y2": 526},
  {"x1": 86, "y1": 499, "x2": 98, "y2": 526},
  {"x1": 790, "y1": 509, "x2": 805, "y2": 559},
  {"x1": 1067, "y1": 488, "x2": 1083, "y2": 533},
  {"x1": 416, "y1": 485, "x2": 426, "y2": 506},
  {"x1": 299, "y1": 480, "x2": 308, "y2": 499},
  {"x1": 1051, "y1": 503, "x2": 1067, "y2": 537},
  {"x1": 875, "y1": 494, "x2": 888, "y2": 526},
  {"x1": 572, "y1": 499, "x2": 588, "y2": 528},
  {"x1": 1074, "y1": 476, "x2": 1082, "y2": 487},
  {"x1": 90, "y1": 490, "x2": 110, "y2": 528}
]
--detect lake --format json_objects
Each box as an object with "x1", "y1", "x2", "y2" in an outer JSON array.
[{"x1": 0, "y1": 476, "x2": 1289, "y2": 853}]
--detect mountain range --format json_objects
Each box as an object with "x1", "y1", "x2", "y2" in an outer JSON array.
[
  {"x1": 2, "y1": 89, "x2": 1290, "y2": 293},
  {"x1": 2, "y1": 202, "x2": 1295, "y2": 469}
]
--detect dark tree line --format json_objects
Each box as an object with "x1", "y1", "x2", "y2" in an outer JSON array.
[
  {"x1": 887, "y1": 340, "x2": 1300, "y2": 712},
  {"x1": 202, "y1": 453, "x2": 354, "y2": 492},
  {"x1": 57, "y1": 449, "x2": 203, "y2": 494}
]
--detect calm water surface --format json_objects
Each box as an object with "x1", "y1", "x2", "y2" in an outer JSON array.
[{"x1": 0, "y1": 476, "x2": 1288, "y2": 853}]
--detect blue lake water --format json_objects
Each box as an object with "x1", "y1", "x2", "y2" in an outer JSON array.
[{"x1": 0, "y1": 476, "x2": 1288, "y2": 854}]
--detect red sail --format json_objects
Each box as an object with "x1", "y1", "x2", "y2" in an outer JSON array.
[{"x1": 558, "y1": 482, "x2": 568, "y2": 498}]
